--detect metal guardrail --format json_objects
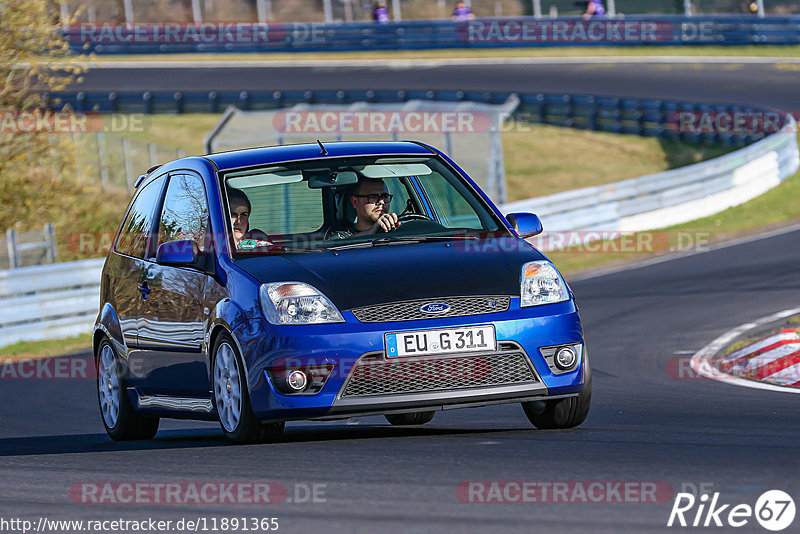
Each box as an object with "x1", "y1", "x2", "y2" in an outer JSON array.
[
  {"x1": 50, "y1": 88, "x2": 776, "y2": 148},
  {"x1": 64, "y1": 15, "x2": 800, "y2": 54},
  {"x1": 0, "y1": 259, "x2": 103, "y2": 349},
  {"x1": 502, "y1": 116, "x2": 800, "y2": 234},
  {"x1": 2, "y1": 224, "x2": 58, "y2": 269}
]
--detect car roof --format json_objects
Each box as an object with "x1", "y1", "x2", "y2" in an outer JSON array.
[{"x1": 205, "y1": 141, "x2": 436, "y2": 172}]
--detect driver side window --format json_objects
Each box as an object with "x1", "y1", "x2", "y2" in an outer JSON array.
[{"x1": 158, "y1": 173, "x2": 210, "y2": 252}]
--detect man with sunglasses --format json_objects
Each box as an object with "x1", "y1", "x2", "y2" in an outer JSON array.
[{"x1": 327, "y1": 177, "x2": 400, "y2": 239}]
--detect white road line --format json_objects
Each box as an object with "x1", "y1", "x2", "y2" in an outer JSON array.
[
  {"x1": 690, "y1": 307, "x2": 800, "y2": 395},
  {"x1": 74, "y1": 56, "x2": 800, "y2": 69}
]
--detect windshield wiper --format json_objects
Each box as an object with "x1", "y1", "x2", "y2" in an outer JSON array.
[
  {"x1": 321, "y1": 232, "x2": 480, "y2": 251},
  {"x1": 319, "y1": 241, "x2": 374, "y2": 251},
  {"x1": 238, "y1": 245, "x2": 322, "y2": 255},
  {"x1": 371, "y1": 233, "x2": 479, "y2": 246}
]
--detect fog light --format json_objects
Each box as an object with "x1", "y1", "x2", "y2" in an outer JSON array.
[
  {"x1": 555, "y1": 347, "x2": 577, "y2": 370},
  {"x1": 286, "y1": 370, "x2": 308, "y2": 391}
]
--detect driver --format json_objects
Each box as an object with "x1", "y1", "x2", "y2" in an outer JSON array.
[{"x1": 328, "y1": 177, "x2": 400, "y2": 239}]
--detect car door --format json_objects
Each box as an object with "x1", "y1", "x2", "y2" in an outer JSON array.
[
  {"x1": 135, "y1": 172, "x2": 212, "y2": 397},
  {"x1": 108, "y1": 174, "x2": 167, "y2": 357}
]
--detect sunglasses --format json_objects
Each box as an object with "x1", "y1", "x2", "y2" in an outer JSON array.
[{"x1": 353, "y1": 193, "x2": 393, "y2": 204}]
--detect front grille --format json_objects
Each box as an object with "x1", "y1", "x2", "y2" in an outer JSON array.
[
  {"x1": 351, "y1": 296, "x2": 511, "y2": 323},
  {"x1": 340, "y1": 343, "x2": 537, "y2": 398}
]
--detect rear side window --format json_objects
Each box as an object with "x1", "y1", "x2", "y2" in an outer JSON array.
[
  {"x1": 157, "y1": 174, "x2": 210, "y2": 252},
  {"x1": 115, "y1": 175, "x2": 166, "y2": 258}
]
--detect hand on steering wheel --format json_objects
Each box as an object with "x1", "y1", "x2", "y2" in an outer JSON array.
[{"x1": 373, "y1": 213, "x2": 401, "y2": 233}]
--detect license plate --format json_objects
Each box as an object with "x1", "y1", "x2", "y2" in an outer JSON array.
[{"x1": 385, "y1": 325, "x2": 496, "y2": 358}]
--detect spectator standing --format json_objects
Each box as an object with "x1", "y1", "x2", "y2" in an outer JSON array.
[
  {"x1": 373, "y1": 1, "x2": 390, "y2": 23},
  {"x1": 451, "y1": 1, "x2": 475, "y2": 21},
  {"x1": 582, "y1": 0, "x2": 606, "y2": 19}
]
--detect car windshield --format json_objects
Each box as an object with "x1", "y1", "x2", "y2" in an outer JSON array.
[{"x1": 222, "y1": 155, "x2": 507, "y2": 255}]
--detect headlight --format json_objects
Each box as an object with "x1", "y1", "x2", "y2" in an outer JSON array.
[
  {"x1": 259, "y1": 282, "x2": 345, "y2": 325},
  {"x1": 520, "y1": 261, "x2": 569, "y2": 307}
]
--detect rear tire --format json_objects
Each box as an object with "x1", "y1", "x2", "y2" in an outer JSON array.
[
  {"x1": 212, "y1": 333, "x2": 284, "y2": 444},
  {"x1": 385, "y1": 411, "x2": 435, "y2": 426},
  {"x1": 96, "y1": 337, "x2": 159, "y2": 441},
  {"x1": 523, "y1": 350, "x2": 592, "y2": 429}
]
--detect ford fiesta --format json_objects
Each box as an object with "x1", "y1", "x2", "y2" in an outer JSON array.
[{"x1": 94, "y1": 141, "x2": 590, "y2": 443}]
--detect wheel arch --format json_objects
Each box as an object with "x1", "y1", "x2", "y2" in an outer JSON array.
[{"x1": 93, "y1": 303, "x2": 126, "y2": 361}]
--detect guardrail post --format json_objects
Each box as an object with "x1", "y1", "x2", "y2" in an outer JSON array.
[
  {"x1": 532, "y1": 0, "x2": 542, "y2": 18},
  {"x1": 208, "y1": 91, "x2": 219, "y2": 113},
  {"x1": 97, "y1": 132, "x2": 109, "y2": 185},
  {"x1": 44, "y1": 224, "x2": 58, "y2": 264},
  {"x1": 123, "y1": 0, "x2": 134, "y2": 24},
  {"x1": 174, "y1": 92, "x2": 184, "y2": 114},
  {"x1": 108, "y1": 91, "x2": 118, "y2": 113},
  {"x1": 148, "y1": 143, "x2": 158, "y2": 167},
  {"x1": 143, "y1": 91, "x2": 153, "y2": 114},
  {"x1": 6, "y1": 229, "x2": 18, "y2": 270},
  {"x1": 256, "y1": 0, "x2": 272, "y2": 23},
  {"x1": 123, "y1": 137, "x2": 134, "y2": 189}
]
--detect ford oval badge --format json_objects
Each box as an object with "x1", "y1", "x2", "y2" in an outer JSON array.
[{"x1": 419, "y1": 302, "x2": 451, "y2": 315}]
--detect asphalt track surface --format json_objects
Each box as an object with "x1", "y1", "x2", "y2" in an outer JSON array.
[
  {"x1": 72, "y1": 60, "x2": 800, "y2": 110},
  {"x1": 1, "y1": 59, "x2": 799, "y2": 533}
]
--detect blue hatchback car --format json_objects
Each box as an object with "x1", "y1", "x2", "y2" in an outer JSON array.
[{"x1": 94, "y1": 141, "x2": 590, "y2": 443}]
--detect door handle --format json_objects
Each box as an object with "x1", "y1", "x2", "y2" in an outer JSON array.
[{"x1": 137, "y1": 282, "x2": 151, "y2": 300}]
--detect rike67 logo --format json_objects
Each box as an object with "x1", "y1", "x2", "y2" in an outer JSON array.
[{"x1": 668, "y1": 490, "x2": 795, "y2": 531}]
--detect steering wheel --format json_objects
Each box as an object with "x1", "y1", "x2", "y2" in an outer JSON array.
[{"x1": 396, "y1": 212, "x2": 433, "y2": 224}]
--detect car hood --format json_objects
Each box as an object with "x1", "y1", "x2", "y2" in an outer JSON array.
[{"x1": 234, "y1": 238, "x2": 546, "y2": 310}]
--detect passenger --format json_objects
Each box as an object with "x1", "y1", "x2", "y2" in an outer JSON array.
[
  {"x1": 327, "y1": 177, "x2": 400, "y2": 239},
  {"x1": 227, "y1": 187, "x2": 271, "y2": 248}
]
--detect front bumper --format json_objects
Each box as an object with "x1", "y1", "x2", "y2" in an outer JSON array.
[{"x1": 235, "y1": 298, "x2": 585, "y2": 421}]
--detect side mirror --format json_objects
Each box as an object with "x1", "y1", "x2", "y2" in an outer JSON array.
[
  {"x1": 506, "y1": 212, "x2": 543, "y2": 238},
  {"x1": 156, "y1": 239, "x2": 199, "y2": 266}
]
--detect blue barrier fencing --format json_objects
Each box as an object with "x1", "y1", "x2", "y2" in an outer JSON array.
[
  {"x1": 65, "y1": 16, "x2": 800, "y2": 54},
  {"x1": 48, "y1": 88, "x2": 790, "y2": 148}
]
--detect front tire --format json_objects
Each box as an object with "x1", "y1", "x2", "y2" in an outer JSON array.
[
  {"x1": 522, "y1": 350, "x2": 592, "y2": 429},
  {"x1": 212, "y1": 333, "x2": 284, "y2": 444},
  {"x1": 385, "y1": 411, "x2": 435, "y2": 426},
  {"x1": 96, "y1": 337, "x2": 159, "y2": 441}
]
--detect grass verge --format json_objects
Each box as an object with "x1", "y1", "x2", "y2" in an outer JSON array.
[{"x1": 0, "y1": 334, "x2": 92, "y2": 361}]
